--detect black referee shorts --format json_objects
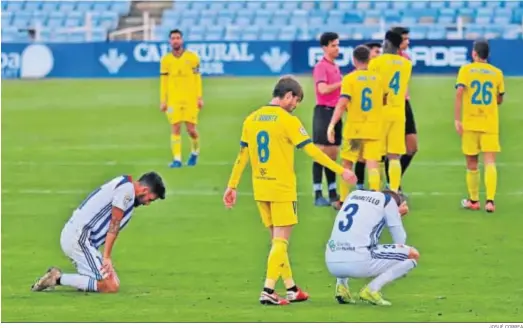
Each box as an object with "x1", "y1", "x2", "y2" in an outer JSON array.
[
  {"x1": 312, "y1": 105, "x2": 342, "y2": 146},
  {"x1": 405, "y1": 100, "x2": 417, "y2": 135}
]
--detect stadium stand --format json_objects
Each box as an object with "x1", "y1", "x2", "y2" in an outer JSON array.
[{"x1": 2, "y1": 1, "x2": 522, "y2": 43}]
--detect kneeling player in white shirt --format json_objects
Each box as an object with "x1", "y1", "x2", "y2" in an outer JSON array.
[
  {"x1": 31, "y1": 172, "x2": 166, "y2": 293},
  {"x1": 325, "y1": 189, "x2": 417, "y2": 306}
]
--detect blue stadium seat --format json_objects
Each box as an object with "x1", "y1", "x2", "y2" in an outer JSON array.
[
  {"x1": 234, "y1": 15, "x2": 252, "y2": 27},
  {"x1": 64, "y1": 15, "x2": 83, "y2": 28},
  {"x1": 301, "y1": 1, "x2": 316, "y2": 10},
  {"x1": 355, "y1": 1, "x2": 372, "y2": 10},
  {"x1": 224, "y1": 25, "x2": 242, "y2": 41},
  {"x1": 391, "y1": 2, "x2": 409, "y2": 10},
  {"x1": 206, "y1": 26, "x2": 224, "y2": 40},
  {"x1": 92, "y1": 1, "x2": 112, "y2": 12},
  {"x1": 2, "y1": 13, "x2": 12, "y2": 28},
  {"x1": 449, "y1": 1, "x2": 466, "y2": 9},
  {"x1": 272, "y1": 12, "x2": 289, "y2": 26},
  {"x1": 263, "y1": 2, "x2": 281, "y2": 11},
  {"x1": 242, "y1": 26, "x2": 260, "y2": 41},
  {"x1": 502, "y1": 31, "x2": 522, "y2": 39},
  {"x1": 352, "y1": 26, "x2": 380, "y2": 39},
  {"x1": 199, "y1": 16, "x2": 215, "y2": 27},
  {"x1": 191, "y1": 2, "x2": 208, "y2": 11},
  {"x1": 11, "y1": 16, "x2": 29, "y2": 29},
  {"x1": 99, "y1": 11, "x2": 118, "y2": 30},
  {"x1": 208, "y1": 1, "x2": 226, "y2": 11},
  {"x1": 383, "y1": 12, "x2": 402, "y2": 23},
  {"x1": 182, "y1": 10, "x2": 199, "y2": 19},
  {"x1": 467, "y1": 1, "x2": 484, "y2": 9},
  {"x1": 162, "y1": 17, "x2": 179, "y2": 28},
  {"x1": 514, "y1": 8, "x2": 523, "y2": 22},
  {"x1": 173, "y1": 2, "x2": 191, "y2": 11},
  {"x1": 259, "y1": 26, "x2": 280, "y2": 41},
  {"x1": 493, "y1": 16, "x2": 511, "y2": 24},
  {"x1": 409, "y1": 31, "x2": 426, "y2": 40},
  {"x1": 427, "y1": 30, "x2": 446, "y2": 39},
  {"x1": 112, "y1": 1, "x2": 131, "y2": 15},
  {"x1": 327, "y1": 10, "x2": 343, "y2": 24},
  {"x1": 429, "y1": 1, "x2": 446, "y2": 9},
  {"x1": 282, "y1": 2, "x2": 299, "y2": 11},
  {"x1": 291, "y1": 10, "x2": 308, "y2": 26},
  {"x1": 217, "y1": 11, "x2": 235, "y2": 26},
  {"x1": 76, "y1": 2, "x2": 93, "y2": 12},
  {"x1": 279, "y1": 26, "x2": 297, "y2": 41},
  {"x1": 226, "y1": 1, "x2": 245, "y2": 11},
  {"x1": 373, "y1": 1, "x2": 390, "y2": 10},
  {"x1": 318, "y1": 1, "x2": 334, "y2": 11},
  {"x1": 484, "y1": 1, "x2": 502, "y2": 8},
  {"x1": 68, "y1": 31, "x2": 86, "y2": 43},
  {"x1": 410, "y1": 2, "x2": 428, "y2": 9},
  {"x1": 337, "y1": 1, "x2": 354, "y2": 11},
  {"x1": 245, "y1": 1, "x2": 263, "y2": 10},
  {"x1": 91, "y1": 27, "x2": 107, "y2": 41},
  {"x1": 49, "y1": 11, "x2": 66, "y2": 19},
  {"x1": 6, "y1": 1, "x2": 25, "y2": 11},
  {"x1": 504, "y1": 1, "x2": 521, "y2": 9},
  {"x1": 344, "y1": 12, "x2": 363, "y2": 24},
  {"x1": 476, "y1": 8, "x2": 493, "y2": 16},
  {"x1": 59, "y1": 1, "x2": 77, "y2": 12},
  {"x1": 24, "y1": 1, "x2": 41, "y2": 11}
]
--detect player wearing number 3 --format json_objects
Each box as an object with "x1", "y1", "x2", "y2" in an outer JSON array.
[
  {"x1": 325, "y1": 189, "x2": 415, "y2": 306},
  {"x1": 455, "y1": 40, "x2": 505, "y2": 213},
  {"x1": 328, "y1": 45, "x2": 388, "y2": 203},
  {"x1": 368, "y1": 31, "x2": 413, "y2": 193},
  {"x1": 223, "y1": 76, "x2": 357, "y2": 305}
]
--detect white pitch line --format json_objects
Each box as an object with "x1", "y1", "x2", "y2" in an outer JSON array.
[
  {"x1": 2, "y1": 160, "x2": 523, "y2": 167},
  {"x1": 2, "y1": 189, "x2": 523, "y2": 197}
]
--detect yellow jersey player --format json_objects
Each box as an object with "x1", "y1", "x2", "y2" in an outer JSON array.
[
  {"x1": 455, "y1": 40, "x2": 505, "y2": 213},
  {"x1": 368, "y1": 31, "x2": 412, "y2": 193},
  {"x1": 327, "y1": 45, "x2": 388, "y2": 203},
  {"x1": 160, "y1": 29, "x2": 204, "y2": 168},
  {"x1": 223, "y1": 76, "x2": 356, "y2": 306}
]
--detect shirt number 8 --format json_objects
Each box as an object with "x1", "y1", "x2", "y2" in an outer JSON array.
[{"x1": 257, "y1": 130, "x2": 270, "y2": 163}]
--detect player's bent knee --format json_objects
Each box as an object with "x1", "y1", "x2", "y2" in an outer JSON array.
[{"x1": 408, "y1": 247, "x2": 420, "y2": 260}]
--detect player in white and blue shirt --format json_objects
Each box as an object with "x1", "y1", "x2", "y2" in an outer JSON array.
[
  {"x1": 31, "y1": 172, "x2": 166, "y2": 293},
  {"x1": 325, "y1": 189, "x2": 418, "y2": 306}
]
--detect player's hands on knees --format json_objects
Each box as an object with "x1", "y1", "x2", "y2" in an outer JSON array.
[
  {"x1": 326, "y1": 124, "x2": 335, "y2": 144},
  {"x1": 341, "y1": 169, "x2": 357, "y2": 185},
  {"x1": 399, "y1": 201, "x2": 409, "y2": 217},
  {"x1": 160, "y1": 102, "x2": 168, "y2": 112},
  {"x1": 454, "y1": 120, "x2": 463, "y2": 136},
  {"x1": 197, "y1": 98, "x2": 204, "y2": 109},
  {"x1": 223, "y1": 187, "x2": 237, "y2": 209}
]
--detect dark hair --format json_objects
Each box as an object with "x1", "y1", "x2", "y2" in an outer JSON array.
[
  {"x1": 364, "y1": 42, "x2": 382, "y2": 49},
  {"x1": 390, "y1": 26, "x2": 410, "y2": 35},
  {"x1": 473, "y1": 39, "x2": 490, "y2": 60},
  {"x1": 273, "y1": 76, "x2": 304, "y2": 101},
  {"x1": 353, "y1": 45, "x2": 370, "y2": 63},
  {"x1": 169, "y1": 29, "x2": 183, "y2": 38},
  {"x1": 382, "y1": 190, "x2": 405, "y2": 206},
  {"x1": 319, "y1": 32, "x2": 339, "y2": 47},
  {"x1": 385, "y1": 30, "x2": 403, "y2": 48},
  {"x1": 138, "y1": 172, "x2": 166, "y2": 199}
]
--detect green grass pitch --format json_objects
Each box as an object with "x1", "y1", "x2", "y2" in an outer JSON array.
[{"x1": 2, "y1": 76, "x2": 523, "y2": 322}]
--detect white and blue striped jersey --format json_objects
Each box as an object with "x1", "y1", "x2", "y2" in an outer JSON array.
[
  {"x1": 326, "y1": 190, "x2": 404, "y2": 262},
  {"x1": 66, "y1": 175, "x2": 135, "y2": 249}
]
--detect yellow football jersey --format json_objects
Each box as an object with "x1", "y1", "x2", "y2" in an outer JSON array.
[
  {"x1": 456, "y1": 62, "x2": 505, "y2": 134},
  {"x1": 368, "y1": 54, "x2": 412, "y2": 121},
  {"x1": 340, "y1": 69, "x2": 387, "y2": 139},
  {"x1": 160, "y1": 50, "x2": 202, "y2": 105},
  {"x1": 240, "y1": 105, "x2": 312, "y2": 202}
]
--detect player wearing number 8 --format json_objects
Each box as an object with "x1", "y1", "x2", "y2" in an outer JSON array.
[
  {"x1": 368, "y1": 31, "x2": 413, "y2": 193},
  {"x1": 328, "y1": 45, "x2": 388, "y2": 203},
  {"x1": 223, "y1": 76, "x2": 357, "y2": 306},
  {"x1": 455, "y1": 40, "x2": 505, "y2": 213}
]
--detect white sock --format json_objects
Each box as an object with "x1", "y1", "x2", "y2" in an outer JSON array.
[
  {"x1": 337, "y1": 278, "x2": 349, "y2": 286},
  {"x1": 61, "y1": 273, "x2": 98, "y2": 292},
  {"x1": 368, "y1": 259, "x2": 417, "y2": 292}
]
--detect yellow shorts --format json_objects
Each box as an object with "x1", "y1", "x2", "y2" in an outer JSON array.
[
  {"x1": 340, "y1": 138, "x2": 382, "y2": 163},
  {"x1": 462, "y1": 131, "x2": 500, "y2": 155},
  {"x1": 256, "y1": 201, "x2": 298, "y2": 228},
  {"x1": 166, "y1": 104, "x2": 199, "y2": 124},
  {"x1": 383, "y1": 120, "x2": 406, "y2": 155}
]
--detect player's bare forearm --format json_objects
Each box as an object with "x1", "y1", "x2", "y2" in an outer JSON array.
[
  {"x1": 160, "y1": 74, "x2": 169, "y2": 103},
  {"x1": 497, "y1": 94, "x2": 504, "y2": 105},
  {"x1": 303, "y1": 143, "x2": 344, "y2": 174},
  {"x1": 103, "y1": 207, "x2": 124, "y2": 259},
  {"x1": 195, "y1": 74, "x2": 203, "y2": 99},
  {"x1": 318, "y1": 82, "x2": 341, "y2": 95},
  {"x1": 454, "y1": 88, "x2": 464, "y2": 121},
  {"x1": 227, "y1": 146, "x2": 249, "y2": 189},
  {"x1": 330, "y1": 97, "x2": 349, "y2": 127}
]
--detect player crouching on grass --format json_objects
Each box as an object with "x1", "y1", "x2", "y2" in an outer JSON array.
[
  {"x1": 325, "y1": 189, "x2": 414, "y2": 306},
  {"x1": 31, "y1": 172, "x2": 166, "y2": 293}
]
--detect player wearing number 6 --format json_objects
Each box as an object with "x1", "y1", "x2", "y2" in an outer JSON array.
[
  {"x1": 223, "y1": 76, "x2": 357, "y2": 306},
  {"x1": 325, "y1": 190, "x2": 415, "y2": 306},
  {"x1": 455, "y1": 40, "x2": 505, "y2": 213},
  {"x1": 328, "y1": 45, "x2": 388, "y2": 203},
  {"x1": 368, "y1": 31, "x2": 412, "y2": 193}
]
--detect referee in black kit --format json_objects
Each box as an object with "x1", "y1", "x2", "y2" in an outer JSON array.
[{"x1": 311, "y1": 32, "x2": 343, "y2": 208}]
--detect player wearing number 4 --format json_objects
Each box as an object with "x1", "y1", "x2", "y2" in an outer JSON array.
[
  {"x1": 223, "y1": 76, "x2": 357, "y2": 306},
  {"x1": 455, "y1": 40, "x2": 505, "y2": 213},
  {"x1": 368, "y1": 31, "x2": 413, "y2": 193},
  {"x1": 325, "y1": 189, "x2": 415, "y2": 306},
  {"x1": 328, "y1": 45, "x2": 388, "y2": 203}
]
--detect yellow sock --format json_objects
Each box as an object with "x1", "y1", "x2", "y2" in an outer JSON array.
[
  {"x1": 265, "y1": 237, "x2": 288, "y2": 289},
  {"x1": 388, "y1": 159, "x2": 402, "y2": 192},
  {"x1": 190, "y1": 136, "x2": 200, "y2": 154},
  {"x1": 368, "y1": 168, "x2": 381, "y2": 191},
  {"x1": 484, "y1": 164, "x2": 497, "y2": 201},
  {"x1": 339, "y1": 180, "x2": 350, "y2": 202},
  {"x1": 171, "y1": 134, "x2": 181, "y2": 161},
  {"x1": 466, "y1": 169, "x2": 480, "y2": 201}
]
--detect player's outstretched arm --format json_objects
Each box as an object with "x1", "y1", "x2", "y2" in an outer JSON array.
[
  {"x1": 224, "y1": 146, "x2": 249, "y2": 208},
  {"x1": 102, "y1": 206, "x2": 124, "y2": 276},
  {"x1": 302, "y1": 143, "x2": 357, "y2": 184},
  {"x1": 327, "y1": 97, "x2": 349, "y2": 143}
]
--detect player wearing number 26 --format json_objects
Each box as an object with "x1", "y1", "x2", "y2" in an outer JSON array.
[
  {"x1": 455, "y1": 40, "x2": 505, "y2": 213},
  {"x1": 223, "y1": 76, "x2": 357, "y2": 306},
  {"x1": 328, "y1": 45, "x2": 388, "y2": 203},
  {"x1": 368, "y1": 31, "x2": 412, "y2": 193}
]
